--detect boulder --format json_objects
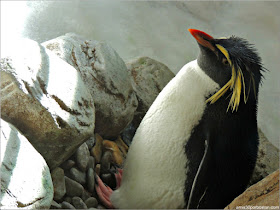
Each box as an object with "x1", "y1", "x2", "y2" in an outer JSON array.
[
  {"x1": 0, "y1": 38, "x2": 95, "y2": 169},
  {"x1": 225, "y1": 169, "x2": 279, "y2": 209},
  {"x1": 249, "y1": 129, "x2": 279, "y2": 185},
  {"x1": 126, "y1": 56, "x2": 175, "y2": 126},
  {"x1": 0, "y1": 119, "x2": 53, "y2": 209},
  {"x1": 42, "y1": 33, "x2": 138, "y2": 138}
]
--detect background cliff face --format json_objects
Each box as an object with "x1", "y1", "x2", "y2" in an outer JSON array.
[{"x1": 1, "y1": 1, "x2": 279, "y2": 148}]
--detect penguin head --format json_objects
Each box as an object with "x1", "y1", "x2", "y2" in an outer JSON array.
[{"x1": 188, "y1": 29, "x2": 265, "y2": 112}]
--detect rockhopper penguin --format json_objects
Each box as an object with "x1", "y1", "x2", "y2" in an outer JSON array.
[{"x1": 96, "y1": 29, "x2": 265, "y2": 209}]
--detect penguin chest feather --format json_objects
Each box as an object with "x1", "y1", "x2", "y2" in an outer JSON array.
[{"x1": 110, "y1": 60, "x2": 220, "y2": 209}]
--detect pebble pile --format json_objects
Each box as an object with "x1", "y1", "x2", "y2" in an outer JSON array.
[{"x1": 50, "y1": 133, "x2": 128, "y2": 209}]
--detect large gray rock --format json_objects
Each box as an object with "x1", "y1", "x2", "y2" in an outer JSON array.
[
  {"x1": 249, "y1": 129, "x2": 280, "y2": 185},
  {"x1": 42, "y1": 33, "x2": 138, "y2": 138},
  {"x1": 0, "y1": 38, "x2": 95, "y2": 169},
  {"x1": 0, "y1": 119, "x2": 53, "y2": 209},
  {"x1": 126, "y1": 56, "x2": 175, "y2": 126}
]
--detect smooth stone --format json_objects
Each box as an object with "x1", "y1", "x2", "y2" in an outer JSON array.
[
  {"x1": 100, "y1": 151, "x2": 112, "y2": 174},
  {"x1": 0, "y1": 119, "x2": 53, "y2": 209},
  {"x1": 69, "y1": 167, "x2": 86, "y2": 185},
  {"x1": 72, "y1": 196, "x2": 88, "y2": 209},
  {"x1": 43, "y1": 33, "x2": 138, "y2": 139},
  {"x1": 88, "y1": 156, "x2": 96, "y2": 171},
  {"x1": 65, "y1": 176, "x2": 84, "y2": 197},
  {"x1": 87, "y1": 168, "x2": 95, "y2": 193},
  {"x1": 51, "y1": 200, "x2": 62, "y2": 209},
  {"x1": 85, "y1": 197, "x2": 98, "y2": 208},
  {"x1": 91, "y1": 134, "x2": 103, "y2": 163},
  {"x1": 81, "y1": 190, "x2": 91, "y2": 202},
  {"x1": 1, "y1": 38, "x2": 95, "y2": 169},
  {"x1": 121, "y1": 122, "x2": 137, "y2": 146},
  {"x1": 115, "y1": 136, "x2": 129, "y2": 156},
  {"x1": 100, "y1": 173, "x2": 115, "y2": 190},
  {"x1": 126, "y1": 56, "x2": 175, "y2": 127},
  {"x1": 95, "y1": 164, "x2": 101, "y2": 176},
  {"x1": 76, "y1": 142, "x2": 90, "y2": 172},
  {"x1": 64, "y1": 196, "x2": 72, "y2": 204},
  {"x1": 51, "y1": 167, "x2": 66, "y2": 201},
  {"x1": 60, "y1": 159, "x2": 76, "y2": 171},
  {"x1": 61, "y1": 201, "x2": 75, "y2": 209}
]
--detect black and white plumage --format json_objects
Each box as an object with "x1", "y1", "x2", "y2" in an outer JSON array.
[{"x1": 97, "y1": 29, "x2": 265, "y2": 209}]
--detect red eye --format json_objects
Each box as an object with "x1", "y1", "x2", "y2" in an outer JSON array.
[{"x1": 222, "y1": 58, "x2": 229, "y2": 65}]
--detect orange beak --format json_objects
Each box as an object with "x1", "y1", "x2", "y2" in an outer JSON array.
[{"x1": 188, "y1": 29, "x2": 215, "y2": 52}]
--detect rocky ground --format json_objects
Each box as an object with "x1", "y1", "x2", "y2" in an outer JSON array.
[{"x1": 1, "y1": 33, "x2": 279, "y2": 209}]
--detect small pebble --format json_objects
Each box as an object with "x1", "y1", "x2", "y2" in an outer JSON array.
[
  {"x1": 101, "y1": 173, "x2": 115, "y2": 189},
  {"x1": 95, "y1": 164, "x2": 101, "y2": 176},
  {"x1": 72, "y1": 196, "x2": 88, "y2": 209},
  {"x1": 88, "y1": 156, "x2": 96, "y2": 170},
  {"x1": 100, "y1": 151, "x2": 112, "y2": 174},
  {"x1": 51, "y1": 200, "x2": 62, "y2": 209},
  {"x1": 61, "y1": 201, "x2": 75, "y2": 209},
  {"x1": 60, "y1": 159, "x2": 75, "y2": 170},
  {"x1": 103, "y1": 140, "x2": 124, "y2": 166},
  {"x1": 65, "y1": 176, "x2": 84, "y2": 197},
  {"x1": 69, "y1": 167, "x2": 86, "y2": 185},
  {"x1": 51, "y1": 167, "x2": 66, "y2": 201},
  {"x1": 85, "y1": 197, "x2": 98, "y2": 208},
  {"x1": 64, "y1": 196, "x2": 72, "y2": 204},
  {"x1": 97, "y1": 204, "x2": 106, "y2": 209},
  {"x1": 91, "y1": 134, "x2": 103, "y2": 163},
  {"x1": 81, "y1": 189, "x2": 91, "y2": 201},
  {"x1": 86, "y1": 136, "x2": 96, "y2": 150},
  {"x1": 76, "y1": 143, "x2": 90, "y2": 172},
  {"x1": 87, "y1": 168, "x2": 95, "y2": 193}
]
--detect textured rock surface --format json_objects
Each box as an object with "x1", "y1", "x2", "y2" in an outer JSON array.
[
  {"x1": 0, "y1": 38, "x2": 95, "y2": 169},
  {"x1": 249, "y1": 129, "x2": 279, "y2": 185},
  {"x1": 72, "y1": 197, "x2": 87, "y2": 209},
  {"x1": 0, "y1": 119, "x2": 53, "y2": 209},
  {"x1": 225, "y1": 169, "x2": 279, "y2": 209},
  {"x1": 51, "y1": 167, "x2": 66, "y2": 201},
  {"x1": 42, "y1": 33, "x2": 138, "y2": 138},
  {"x1": 126, "y1": 56, "x2": 174, "y2": 126}
]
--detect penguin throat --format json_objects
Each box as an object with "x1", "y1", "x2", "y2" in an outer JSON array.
[{"x1": 206, "y1": 44, "x2": 248, "y2": 112}]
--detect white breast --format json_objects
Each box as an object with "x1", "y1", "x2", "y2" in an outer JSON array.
[{"x1": 111, "y1": 60, "x2": 219, "y2": 209}]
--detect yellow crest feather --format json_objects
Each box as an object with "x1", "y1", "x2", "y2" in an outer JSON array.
[{"x1": 206, "y1": 44, "x2": 246, "y2": 112}]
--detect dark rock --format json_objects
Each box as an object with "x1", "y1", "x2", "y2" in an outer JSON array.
[
  {"x1": 51, "y1": 167, "x2": 66, "y2": 201},
  {"x1": 69, "y1": 167, "x2": 86, "y2": 185},
  {"x1": 101, "y1": 173, "x2": 115, "y2": 189},
  {"x1": 97, "y1": 204, "x2": 106, "y2": 209},
  {"x1": 121, "y1": 122, "x2": 137, "y2": 146},
  {"x1": 72, "y1": 197, "x2": 88, "y2": 209},
  {"x1": 95, "y1": 164, "x2": 101, "y2": 176},
  {"x1": 100, "y1": 151, "x2": 112, "y2": 174},
  {"x1": 64, "y1": 196, "x2": 72, "y2": 204},
  {"x1": 87, "y1": 168, "x2": 95, "y2": 193},
  {"x1": 65, "y1": 176, "x2": 84, "y2": 197},
  {"x1": 85, "y1": 197, "x2": 98, "y2": 208},
  {"x1": 61, "y1": 201, "x2": 75, "y2": 209},
  {"x1": 76, "y1": 143, "x2": 90, "y2": 172},
  {"x1": 81, "y1": 190, "x2": 91, "y2": 202},
  {"x1": 60, "y1": 160, "x2": 76, "y2": 171},
  {"x1": 88, "y1": 156, "x2": 96, "y2": 171},
  {"x1": 51, "y1": 200, "x2": 62, "y2": 209}
]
